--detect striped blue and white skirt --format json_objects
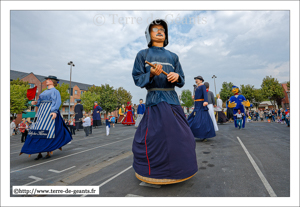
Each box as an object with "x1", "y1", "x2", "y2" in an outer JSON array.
[
  {"x1": 21, "y1": 100, "x2": 72, "y2": 155},
  {"x1": 29, "y1": 101, "x2": 55, "y2": 139}
]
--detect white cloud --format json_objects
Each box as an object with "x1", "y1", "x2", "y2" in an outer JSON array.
[{"x1": 10, "y1": 10, "x2": 290, "y2": 104}]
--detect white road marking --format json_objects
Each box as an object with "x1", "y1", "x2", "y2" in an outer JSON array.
[
  {"x1": 125, "y1": 194, "x2": 143, "y2": 197},
  {"x1": 23, "y1": 176, "x2": 43, "y2": 186},
  {"x1": 48, "y1": 166, "x2": 76, "y2": 173},
  {"x1": 237, "y1": 136, "x2": 277, "y2": 197},
  {"x1": 81, "y1": 166, "x2": 132, "y2": 197},
  {"x1": 11, "y1": 137, "x2": 133, "y2": 173},
  {"x1": 139, "y1": 182, "x2": 161, "y2": 188},
  {"x1": 10, "y1": 132, "x2": 127, "y2": 154}
]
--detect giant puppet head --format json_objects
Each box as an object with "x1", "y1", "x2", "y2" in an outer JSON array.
[
  {"x1": 232, "y1": 86, "x2": 239, "y2": 94},
  {"x1": 145, "y1": 19, "x2": 169, "y2": 47}
]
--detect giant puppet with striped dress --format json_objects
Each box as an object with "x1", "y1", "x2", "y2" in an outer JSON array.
[{"x1": 20, "y1": 76, "x2": 72, "y2": 160}]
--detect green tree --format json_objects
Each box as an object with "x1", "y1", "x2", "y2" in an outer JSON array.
[
  {"x1": 180, "y1": 90, "x2": 194, "y2": 113},
  {"x1": 80, "y1": 91, "x2": 98, "y2": 113},
  {"x1": 286, "y1": 81, "x2": 290, "y2": 90},
  {"x1": 261, "y1": 76, "x2": 285, "y2": 108},
  {"x1": 114, "y1": 87, "x2": 132, "y2": 109},
  {"x1": 10, "y1": 79, "x2": 30, "y2": 119},
  {"x1": 98, "y1": 84, "x2": 118, "y2": 115},
  {"x1": 240, "y1": 84, "x2": 256, "y2": 102},
  {"x1": 252, "y1": 89, "x2": 265, "y2": 108},
  {"x1": 87, "y1": 84, "x2": 131, "y2": 115},
  {"x1": 10, "y1": 78, "x2": 29, "y2": 87},
  {"x1": 42, "y1": 83, "x2": 70, "y2": 110},
  {"x1": 219, "y1": 82, "x2": 234, "y2": 102},
  {"x1": 56, "y1": 83, "x2": 70, "y2": 110}
]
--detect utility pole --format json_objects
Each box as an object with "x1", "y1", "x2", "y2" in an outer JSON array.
[
  {"x1": 212, "y1": 75, "x2": 217, "y2": 95},
  {"x1": 67, "y1": 61, "x2": 75, "y2": 120}
]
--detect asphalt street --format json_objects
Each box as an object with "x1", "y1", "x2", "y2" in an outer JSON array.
[{"x1": 10, "y1": 120, "x2": 290, "y2": 197}]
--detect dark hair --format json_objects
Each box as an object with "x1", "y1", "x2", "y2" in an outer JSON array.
[
  {"x1": 139, "y1": 99, "x2": 143, "y2": 101},
  {"x1": 51, "y1": 79, "x2": 58, "y2": 87},
  {"x1": 204, "y1": 82, "x2": 209, "y2": 89}
]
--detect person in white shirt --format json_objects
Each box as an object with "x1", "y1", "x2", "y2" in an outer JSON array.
[
  {"x1": 82, "y1": 115, "x2": 91, "y2": 137},
  {"x1": 233, "y1": 109, "x2": 245, "y2": 129},
  {"x1": 10, "y1": 120, "x2": 16, "y2": 136},
  {"x1": 216, "y1": 94, "x2": 227, "y2": 124}
]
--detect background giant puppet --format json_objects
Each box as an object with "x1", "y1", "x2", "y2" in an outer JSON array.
[{"x1": 228, "y1": 86, "x2": 251, "y2": 128}]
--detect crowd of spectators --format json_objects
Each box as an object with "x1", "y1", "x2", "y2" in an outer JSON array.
[{"x1": 244, "y1": 107, "x2": 290, "y2": 127}]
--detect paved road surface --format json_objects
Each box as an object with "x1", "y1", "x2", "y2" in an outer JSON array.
[{"x1": 10, "y1": 121, "x2": 290, "y2": 197}]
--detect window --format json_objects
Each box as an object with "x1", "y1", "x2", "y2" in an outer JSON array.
[
  {"x1": 67, "y1": 88, "x2": 73, "y2": 96},
  {"x1": 65, "y1": 107, "x2": 69, "y2": 112},
  {"x1": 75, "y1": 90, "x2": 77, "y2": 95},
  {"x1": 81, "y1": 91, "x2": 84, "y2": 95},
  {"x1": 29, "y1": 83, "x2": 35, "y2": 88}
]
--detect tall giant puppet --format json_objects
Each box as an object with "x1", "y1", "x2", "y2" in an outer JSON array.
[
  {"x1": 228, "y1": 86, "x2": 251, "y2": 128},
  {"x1": 132, "y1": 19, "x2": 198, "y2": 185},
  {"x1": 74, "y1": 99, "x2": 83, "y2": 130},
  {"x1": 20, "y1": 76, "x2": 72, "y2": 160},
  {"x1": 92, "y1": 101, "x2": 102, "y2": 128},
  {"x1": 122, "y1": 101, "x2": 135, "y2": 125}
]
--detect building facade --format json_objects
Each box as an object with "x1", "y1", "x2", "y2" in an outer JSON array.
[
  {"x1": 281, "y1": 83, "x2": 290, "y2": 109},
  {"x1": 10, "y1": 70, "x2": 93, "y2": 125}
]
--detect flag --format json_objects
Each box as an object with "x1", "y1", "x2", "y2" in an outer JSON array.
[{"x1": 27, "y1": 86, "x2": 37, "y2": 100}]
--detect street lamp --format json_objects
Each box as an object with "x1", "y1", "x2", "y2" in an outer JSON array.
[
  {"x1": 212, "y1": 75, "x2": 217, "y2": 96},
  {"x1": 68, "y1": 61, "x2": 75, "y2": 120}
]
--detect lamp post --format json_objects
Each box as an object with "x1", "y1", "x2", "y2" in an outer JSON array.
[
  {"x1": 68, "y1": 61, "x2": 75, "y2": 121},
  {"x1": 212, "y1": 75, "x2": 217, "y2": 96}
]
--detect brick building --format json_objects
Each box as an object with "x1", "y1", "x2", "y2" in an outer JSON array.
[
  {"x1": 281, "y1": 83, "x2": 290, "y2": 109},
  {"x1": 10, "y1": 70, "x2": 92, "y2": 125}
]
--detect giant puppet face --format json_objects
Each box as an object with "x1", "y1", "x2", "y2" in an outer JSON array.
[
  {"x1": 46, "y1": 78, "x2": 54, "y2": 87},
  {"x1": 150, "y1": 24, "x2": 166, "y2": 46},
  {"x1": 232, "y1": 86, "x2": 239, "y2": 94}
]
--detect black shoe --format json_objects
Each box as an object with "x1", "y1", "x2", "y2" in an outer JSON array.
[
  {"x1": 34, "y1": 154, "x2": 43, "y2": 160},
  {"x1": 44, "y1": 155, "x2": 51, "y2": 159}
]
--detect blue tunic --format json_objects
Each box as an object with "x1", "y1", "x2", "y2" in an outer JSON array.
[
  {"x1": 92, "y1": 105, "x2": 102, "y2": 120},
  {"x1": 137, "y1": 104, "x2": 146, "y2": 114},
  {"x1": 36, "y1": 88, "x2": 61, "y2": 113},
  {"x1": 21, "y1": 87, "x2": 72, "y2": 155},
  {"x1": 229, "y1": 94, "x2": 247, "y2": 128},
  {"x1": 132, "y1": 46, "x2": 184, "y2": 107},
  {"x1": 106, "y1": 119, "x2": 111, "y2": 128},
  {"x1": 188, "y1": 85, "x2": 216, "y2": 139},
  {"x1": 132, "y1": 47, "x2": 198, "y2": 180}
]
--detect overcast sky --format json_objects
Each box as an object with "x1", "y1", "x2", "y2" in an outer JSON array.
[{"x1": 10, "y1": 10, "x2": 290, "y2": 104}]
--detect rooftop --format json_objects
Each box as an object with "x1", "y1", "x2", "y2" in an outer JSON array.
[{"x1": 10, "y1": 70, "x2": 93, "y2": 91}]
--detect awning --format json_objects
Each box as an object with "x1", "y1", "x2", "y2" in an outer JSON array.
[{"x1": 22, "y1": 112, "x2": 36, "y2": 118}]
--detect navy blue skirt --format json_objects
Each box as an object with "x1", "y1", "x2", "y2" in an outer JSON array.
[
  {"x1": 21, "y1": 102, "x2": 72, "y2": 154},
  {"x1": 132, "y1": 102, "x2": 198, "y2": 179},
  {"x1": 188, "y1": 104, "x2": 216, "y2": 139}
]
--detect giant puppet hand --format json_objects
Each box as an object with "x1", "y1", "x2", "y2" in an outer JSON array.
[
  {"x1": 150, "y1": 64, "x2": 163, "y2": 77},
  {"x1": 50, "y1": 112, "x2": 57, "y2": 120},
  {"x1": 203, "y1": 102, "x2": 208, "y2": 107},
  {"x1": 167, "y1": 72, "x2": 179, "y2": 83},
  {"x1": 228, "y1": 101, "x2": 237, "y2": 108},
  {"x1": 242, "y1": 100, "x2": 251, "y2": 107}
]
